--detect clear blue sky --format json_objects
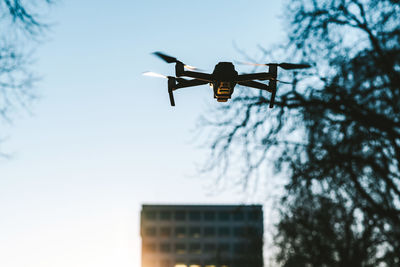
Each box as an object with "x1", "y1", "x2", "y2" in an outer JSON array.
[{"x1": 0, "y1": 1, "x2": 284, "y2": 267}]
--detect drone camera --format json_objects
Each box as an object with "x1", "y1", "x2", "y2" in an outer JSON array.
[
  {"x1": 217, "y1": 87, "x2": 231, "y2": 95},
  {"x1": 212, "y1": 81, "x2": 234, "y2": 103},
  {"x1": 216, "y1": 82, "x2": 233, "y2": 94},
  {"x1": 217, "y1": 88, "x2": 230, "y2": 94}
]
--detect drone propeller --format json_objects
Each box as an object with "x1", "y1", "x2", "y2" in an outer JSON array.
[
  {"x1": 143, "y1": 71, "x2": 176, "y2": 106},
  {"x1": 238, "y1": 61, "x2": 311, "y2": 70},
  {"x1": 153, "y1": 52, "x2": 178, "y2": 64},
  {"x1": 143, "y1": 71, "x2": 186, "y2": 82},
  {"x1": 143, "y1": 71, "x2": 168, "y2": 79},
  {"x1": 272, "y1": 63, "x2": 311, "y2": 70},
  {"x1": 152, "y1": 52, "x2": 198, "y2": 70}
]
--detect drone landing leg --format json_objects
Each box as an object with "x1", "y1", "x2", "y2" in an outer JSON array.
[
  {"x1": 167, "y1": 78, "x2": 176, "y2": 106},
  {"x1": 167, "y1": 79, "x2": 209, "y2": 106},
  {"x1": 268, "y1": 65, "x2": 278, "y2": 108}
]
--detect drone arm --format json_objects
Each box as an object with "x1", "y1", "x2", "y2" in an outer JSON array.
[
  {"x1": 175, "y1": 62, "x2": 213, "y2": 81},
  {"x1": 235, "y1": 72, "x2": 274, "y2": 82},
  {"x1": 239, "y1": 66, "x2": 278, "y2": 108},
  {"x1": 166, "y1": 78, "x2": 209, "y2": 107},
  {"x1": 175, "y1": 79, "x2": 209, "y2": 90},
  {"x1": 178, "y1": 70, "x2": 213, "y2": 82},
  {"x1": 238, "y1": 81, "x2": 272, "y2": 92}
]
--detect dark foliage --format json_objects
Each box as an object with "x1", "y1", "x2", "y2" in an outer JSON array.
[
  {"x1": 275, "y1": 191, "x2": 383, "y2": 267},
  {"x1": 199, "y1": 0, "x2": 400, "y2": 265}
]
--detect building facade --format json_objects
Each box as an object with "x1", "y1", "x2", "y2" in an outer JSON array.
[{"x1": 140, "y1": 204, "x2": 263, "y2": 267}]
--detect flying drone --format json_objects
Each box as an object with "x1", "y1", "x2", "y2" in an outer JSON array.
[{"x1": 144, "y1": 52, "x2": 310, "y2": 107}]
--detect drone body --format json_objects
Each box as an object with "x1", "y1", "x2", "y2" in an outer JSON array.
[
  {"x1": 210, "y1": 62, "x2": 238, "y2": 102},
  {"x1": 144, "y1": 52, "x2": 310, "y2": 107}
]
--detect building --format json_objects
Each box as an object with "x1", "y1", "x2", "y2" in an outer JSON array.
[{"x1": 140, "y1": 204, "x2": 263, "y2": 267}]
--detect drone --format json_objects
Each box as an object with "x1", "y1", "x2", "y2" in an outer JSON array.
[{"x1": 144, "y1": 52, "x2": 311, "y2": 108}]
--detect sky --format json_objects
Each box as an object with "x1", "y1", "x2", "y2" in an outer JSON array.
[{"x1": 0, "y1": 1, "x2": 285, "y2": 267}]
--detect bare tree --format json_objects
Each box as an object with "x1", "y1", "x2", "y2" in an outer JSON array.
[
  {"x1": 199, "y1": 0, "x2": 400, "y2": 264},
  {"x1": 275, "y1": 190, "x2": 386, "y2": 267},
  {"x1": 0, "y1": 0, "x2": 53, "y2": 123}
]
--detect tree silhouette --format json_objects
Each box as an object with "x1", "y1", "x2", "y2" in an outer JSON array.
[
  {"x1": 275, "y1": 190, "x2": 385, "y2": 267},
  {"x1": 0, "y1": 0, "x2": 52, "y2": 124},
  {"x1": 199, "y1": 0, "x2": 399, "y2": 264}
]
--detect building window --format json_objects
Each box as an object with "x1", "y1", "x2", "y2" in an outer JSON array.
[
  {"x1": 233, "y1": 227, "x2": 245, "y2": 237},
  {"x1": 204, "y1": 211, "x2": 215, "y2": 221},
  {"x1": 233, "y1": 211, "x2": 244, "y2": 221},
  {"x1": 248, "y1": 210, "x2": 261, "y2": 221},
  {"x1": 204, "y1": 227, "x2": 215, "y2": 237},
  {"x1": 145, "y1": 227, "x2": 157, "y2": 236},
  {"x1": 175, "y1": 243, "x2": 186, "y2": 254},
  {"x1": 189, "y1": 211, "x2": 201, "y2": 221},
  {"x1": 246, "y1": 226, "x2": 260, "y2": 236},
  {"x1": 160, "y1": 211, "x2": 171, "y2": 220},
  {"x1": 218, "y1": 227, "x2": 230, "y2": 237},
  {"x1": 144, "y1": 211, "x2": 157, "y2": 220},
  {"x1": 144, "y1": 242, "x2": 157, "y2": 252},
  {"x1": 160, "y1": 227, "x2": 171, "y2": 237},
  {"x1": 218, "y1": 211, "x2": 230, "y2": 221},
  {"x1": 233, "y1": 243, "x2": 245, "y2": 254},
  {"x1": 175, "y1": 227, "x2": 186, "y2": 238},
  {"x1": 175, "y1": 211, "x2": 186, "y2": 221},
  {"x1": 204, "y1": 243, "x2": 216, "y2": 252},
  {"x1": 160, "y1": 243, "x2": 171, "y2": 253},
  {"x1": 218, "y1": 243, "x2": 230, "y2": 252},
  {"x1": 189, "y1": 243, "x2": 201, "y2": 254},
  {"x1": 189, "y1": 227, "x2": 201, "y2": 238}
]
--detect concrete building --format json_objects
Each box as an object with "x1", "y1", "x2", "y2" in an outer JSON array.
[{"x1": 140, "y1": 204, "x2": 263, "y2": 267}]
